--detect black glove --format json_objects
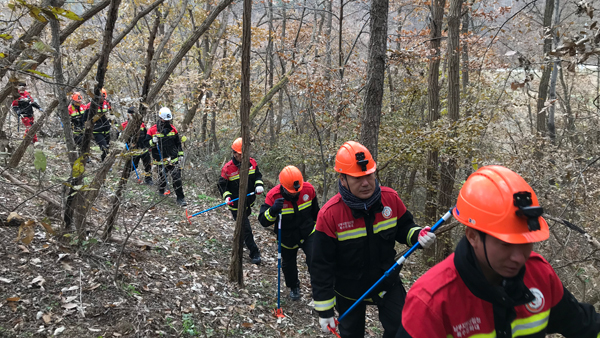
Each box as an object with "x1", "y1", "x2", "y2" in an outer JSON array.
[{"x1": 270, "y1": 198, "x2": 284, "y2": 215}]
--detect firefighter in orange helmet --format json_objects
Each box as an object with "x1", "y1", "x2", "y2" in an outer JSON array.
[
  {"x1": 398, "y1": 166, "x2": 600, "y2": 338},
  {"x1": 310, "y1": 141, "x2": 435, "y2": 338},
  {"x1": 217, "y1": 137, "x2": 264, "y2": 264},
  {"x1": 258, "y1": 166, "x2": 320, "y2": 300},
  {"x1": 68, "y1": 92, "x2": 86, "y2": 147},
  {"x1": 11, "y1": 82, "x2": 44, "y2": 143},
  {"x1": 86, "y1": 87, "x2": 113, "y2": 161}
]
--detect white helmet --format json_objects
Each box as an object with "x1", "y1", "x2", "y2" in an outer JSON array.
[{"x1": 159, "y1": 107, "x2": 172, "y2": 120}]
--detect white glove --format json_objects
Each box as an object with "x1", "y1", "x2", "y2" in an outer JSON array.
[
  {"x1": 319, "y1": 317, "x2": 336, "y2": 333},
  {"x1": 225, "y1": 197, "x2": 233, "y2": 206},
  {"x1": 152, "y1": 136, "x2": 158, "y2": 144},
  {"x1": 418, "y1": 226, "x2": 436, "y2": 249},
  {"x1": 255, "y1": 186, "x2": 264, "y2": 195}
]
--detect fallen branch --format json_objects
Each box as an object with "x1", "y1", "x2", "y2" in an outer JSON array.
[{"x1": 1, "y1": 171, "x2": 61, "y2": 209}]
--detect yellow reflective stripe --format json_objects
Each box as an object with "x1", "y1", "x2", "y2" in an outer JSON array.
[
  {"x1": 167, "y1": 131, "x2": 176, "y2": 136},
  {"x1": 406, "y1": 227, "x2": 421, "y2": 246},
  {"x1": 255, "y1": 180, "x2": 264, "y2": 185},
  {"x1": 337, "y1": 227, "x2": 367, "y2": 241},
  {"x1": 223, "y1": 191, "x2": 232, "y2": 199},
  {"x1": 229, "y1": 174, "x2": 239, "y2": 181},
  {"x1": 282, "y1": 243, "x2": 299, "y2": 249},
  {"x1": 597, "y1": 332, "x2": 599, "y2": 338},
  {"x1": 265, "y1": 209, "x2": 276, "y2": 222},
  {"x1": 93, "y1": 131, "x2": 110, "y2": 134},
  {"x1": 178, "y1": 151, "x2": 184, "y2": 156},
  {"x1": 446, "y1": 336, "x2": 454, "y2": 338},
  {"x1": 298, "y1": 200, "x2": 312, "y2": 211},
  {"x1": 465, "y1": 310, "x2": 551, "y2": 338},
  {"x1": 282, "y1": 207, "x2": 294, "y2": 215},
  {"x1": 314, "y1": 297, "x2": 336, "y2": 311},
  {"x1": 155, "y1": 133, "x2": 164, "y2": 137},
  {"x1": 309, "y1": 226, "x2": 316, "y2": 236},
  {"x1": 511, "y1": 310, "x2": 549, "y2": 337},
  {"x1": 249, "y1": 169, "x2": 256, "y2": 175},
  {"x1": 228, "y1": 205, "x2": 238, "y2": 211},
  {"x1": 373, "y1": 217, "x2": 397, "y2": 234}
]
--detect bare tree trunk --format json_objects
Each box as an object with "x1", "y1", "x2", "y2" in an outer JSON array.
[
  {"x1": 49, "y1": 0, "x2": 77, "y2": 165},
  {"x1": 267, "y1": 0, "x2": 275, "y2": 145},
  {"x1": 276, "y1": 2, "x2": 286, "y2": 135},
  {"x1": 103, "y1": 12, "x2": 160, "y2": 240},
  {"x1": 360, "y1": 0, "x2": 388, "y2": 162},
  {"x1": 424, "y1": 0, "x2": 445, "y2": 226},
  {"x1": 547, "y1": 0, "x2": 560, "y2": 141},
  {"x1": 229, "y1": 0, "x2": 252, "y2": 285},
  {"x1": 461, "y1": 0, "x2": 470, "y2": 95},
  {"x1": 536, "y1": 0, "x2": 555, "y2": 137},
  {"x1": 71, "y1": 0, "x2": 123, "y2": 239},
  {"x1": 181, "y1": 91, "x2": 204, "y2": 132},
  {"x1": 210, "y1": 108, "x2": 219, "y2": 151}
]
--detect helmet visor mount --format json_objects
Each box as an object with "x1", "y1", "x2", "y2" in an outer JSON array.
[
  {"x1": 513, "y1": 191, "x2": 543, "y2": 232},
  {"x1": 355, "y1": 152, "x2": 369, "y2": 172},
  {"x1": 293, "y1": 180, "x2": 301, "y2": 191}
]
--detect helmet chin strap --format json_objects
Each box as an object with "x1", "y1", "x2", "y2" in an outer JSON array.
[{"x1": 480, "y1": 232, "x2": 503, "y2": 282}]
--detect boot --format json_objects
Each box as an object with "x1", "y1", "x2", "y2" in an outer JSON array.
[
  {"x1": 250, "y1": 251, "x2": 261, "y2": 265},
  {"x1": 290, "y1": 287, "x2": 301, "y2": 301},
  {"x1": 144, "y1": 177, "x2": 153, "y2": 185},
  {"x1": 176, "y1": 197, "x2": 187, "y2": 207}
]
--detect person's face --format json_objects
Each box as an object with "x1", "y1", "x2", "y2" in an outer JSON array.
[
  {"x1": 18, "y1": 86, "x2": 26, "y2": 94},
  {"x1": 466, "y1": 228, "x2": 533, "y2": 282},
  {"x1": 340, "y1": 173, "x2": 376, "y2": 199},
  {"x1": 233, "y1": 151, "x2": 242, "y2": 162}
]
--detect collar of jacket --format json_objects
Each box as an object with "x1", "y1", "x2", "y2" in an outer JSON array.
[
  {"x1": 280, "y1": 185, "x2": 300, "y2": 202},
  {"x1": 348, "y1": 198, "x2": 383, "y2": 219},
  {"x1": 454, "y1": 236, "x2": 535, "y2": 335},
  {"x1": 232, "y1": 156, "x2": 240, "y2": 167}
]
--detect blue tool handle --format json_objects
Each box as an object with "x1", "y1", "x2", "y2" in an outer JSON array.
[
  {"x1": 125, "y1": 143, "x2": 140, "y2": 180},
  {"x1": 188, "y1": 192, "x2": 256, "y2": 218},
  {"x1": 338, "y1": 208, "x2": 453, "y2": 322}
]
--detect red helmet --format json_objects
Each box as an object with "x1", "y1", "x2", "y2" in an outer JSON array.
[
  {"x1": 279, "y1": 166, "x2": 304, "y2": 193},
  {"x1": 231, "y1": 137, "x2": 242, "y2": 154},
  {"x1": 453, "y1": 165, "x2": 549, "y2": 244},
  {"x1": 101, "y1": 88, "x2": 107, "y2": 98},
  {"x1": 71, "y1": 92, "x2": 82, "y2": 103},
  {"x1": 334, "y1": 141, "x2": 376, "y2": 177}
]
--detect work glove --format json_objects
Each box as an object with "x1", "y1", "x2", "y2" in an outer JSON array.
[
  {"x1": 178, "y1": 156, "x2": 184, "y2": 168},
  {"x1": 255, "y1": 185, "x2": 264, "y2": 195},
  {"x1": 418, "y1": 226, "x2": 436, "y2": 249},
  {"x1": 225, "y1": 197, "x2": 234, "y2": 206},
  {"x1": 152, "y1": 135, "x2": 159, "y2": 145},
  {"x1": 270, "y1": 198, "x2": 284, "y2": 215},
  {"x1": 319, "y1": 317, "x2": 336, "y2": 333}
]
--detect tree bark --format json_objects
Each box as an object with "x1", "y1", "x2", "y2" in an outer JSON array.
[
  {"x1": 103, "y1": 12, "x2": 160, "y2": 240},
  {"x1": 424, "y1": 0, "x2": 446, "y2": 226},
  {"x1": 71, "y1": 0, "x2": 122, "y2": 239},
  {"x1": 461, "y1": 0, "x2": 470, "y2": 94},
  {"x1": 360, "y1": 0, "x2": 388, "y2": 162},
  {"x1": 229, "y1": 0, "x2": 252, "y2": 286},
  {"x1": 536, "y1": 0, "x2": 555, "y2": 136},
  {"x1": 547, "y1": 0, "x2": 560, "y2": 141}
]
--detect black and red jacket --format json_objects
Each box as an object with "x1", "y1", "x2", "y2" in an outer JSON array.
[
  {"x1": 12, "y1": 91, "x2": 41, "y2": 117},
  {"x1": 399, "y1": 237, "x2": 600, "y2": 338},
  {"x1": 310, "y1": 186, "x2": 423, "y2": 318},
  {"x1": 145, "y1": 122, "x2": 183, "y2": 163},
  {"x1": 218, "y1": 157, "x2": 263, "y2": 211},
  {"x1": 258, "y1": 182, "x2": 320, "y2": 249},
  {"x1": 68, "y1": 103, "x2": 87, "y2": 133},
  {"x1": 121, "y1": 120, "x2": 148, "y2": 150},
  {"x1": 84, "y1": 99, "x2": 112, "y2": 133}
]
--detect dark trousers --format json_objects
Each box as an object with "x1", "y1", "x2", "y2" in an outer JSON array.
[
  {"x1": 282, "y1": 234, "x2": 314, "y2": 288},
  {"x1": 73, "y1": 133, "x2": 83, "y2": 147},
  {"x1": 157, "y1": 164, "x2": 184, "y2": 199},
  {"x1": 230, "y1": 209, "x2": 259, "y2": 257},
  {"x1": 93, "y1": 131, "x2": 110, "y2": 161},
  {"x1": 132, "y1": 151, "x2": 152, "y2": 175},
  {"x1": 335, "y1": 283, "x2": 406, "y2": 338}
]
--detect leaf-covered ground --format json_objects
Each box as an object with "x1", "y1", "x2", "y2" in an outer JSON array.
[{"x1": 0, "y1": 143, "x2": 427, "y2": 337}]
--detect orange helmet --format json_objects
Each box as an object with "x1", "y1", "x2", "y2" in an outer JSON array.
[
  {"x1": 101, "y1": 88, "x2": 107, "y2": 98},
  {"x1": 72, "y1": 92, "x2": 82, "y2": 103},
  {"x1": 334, "y1": 141, "x2": 376, "y2": 177},
  {"x1": 279, "y1": 166, "x2": 304, "y2": 193},
  {"x1": 453, "y1": 165, "x2": 549, "y2": 244},
  {"x1": 231, "y1": 137, "x2": 242, "y2": 154}
]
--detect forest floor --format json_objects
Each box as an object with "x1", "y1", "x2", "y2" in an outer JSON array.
[{"x1": 0, "y1": 140, "x2": 427, "y2": 338}]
